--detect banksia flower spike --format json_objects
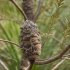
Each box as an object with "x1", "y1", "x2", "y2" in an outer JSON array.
[{"x1": 19, "y1": 20, "x2": 41, "y2": 70}]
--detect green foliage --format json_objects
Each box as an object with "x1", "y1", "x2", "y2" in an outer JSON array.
[{"x1": 0, "y1": 0, "x2": 70, "y2": 70}]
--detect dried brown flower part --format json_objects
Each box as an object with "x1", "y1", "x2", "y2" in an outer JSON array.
[{"x1": 20, "y1": 20, "x2": 41, "y2": 60}]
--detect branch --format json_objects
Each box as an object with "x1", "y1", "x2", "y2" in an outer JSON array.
[
  {"x1": 0, "y1": 54, "x2": 17, "y2": 62},
  {"x1": 22, "y1": 0, "x2": 34, "y2": 20},
  {"x1": 63, "y1": 54, "x2": 70, "y2": 57},
  {"x1": 10, "y1": 0, "x2": 28, "y2": 20},
  {"x1": 0, "y1": 16, "x2": 22, "y2": 24},
  {"x1": 35, "y1": 44, "x2": 70, "y2": 65},
  {"x1": 0, "y1": 59, "x2": 9, "y2": 70},
  {"x1": 33, "y1": 0, "x2": 43, "y2": 22},
  {"x1": 0, "y1": 39, "x2": 20, "y2": 47},
  {"x1": 51, "y1": 58, "x2": 66, "y2": 70},
  {"x1": 52, "y1": 36, "x2": 65, "y2": 46}
]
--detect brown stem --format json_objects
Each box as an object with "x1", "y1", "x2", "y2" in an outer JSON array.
[
  {"x1": 29, "y1": 60, "x2": 35, "y2": 70},
  {"x1": 0, "y1": 39, "x2": 20, "y2": 47},
  {"x1": 22, "y1": 0, "x2": 34, "y2": 20},
  {"x1": 33, "y1": 0, "x2": 43, "y2": 22},
  {"x1": 35, "y1": 44, "x2": 70, "y2": 65},
  {"x1": 19, "y1": 57, "x2": 30, "y2": 70},
  {"x1": 19, "y1": 56, "x2": 35, "y2": 70},
  {"x1": 10, "y1": 0, "x2": 28, "y2": 20}
]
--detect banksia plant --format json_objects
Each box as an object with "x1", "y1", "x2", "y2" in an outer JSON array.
[
  {"x1": 0, "y1": 0, "x2": 70, "y2": 70},
  {"x1": 19, "y1": 0, "x2": 41, "y2": 70},
  {"x1": 19, "y1": 20, "x2": 41, "y2": 70}
]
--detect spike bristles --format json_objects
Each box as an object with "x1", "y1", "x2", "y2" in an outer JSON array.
[
  {"x1": 19, "y1": 20, "x2": 41, "y2": 70},
  {"x1": 20, "y1": 20, "x2": 41, "y2": 60}
]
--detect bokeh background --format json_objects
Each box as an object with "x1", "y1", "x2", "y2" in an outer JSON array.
[{"x1": 0, "y1": 0, "x2": 70, "y2": 70}]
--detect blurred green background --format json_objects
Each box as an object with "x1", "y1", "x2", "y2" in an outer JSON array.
[{"x1": 0, "y1": 0, "x2": 70, "y2": 70}]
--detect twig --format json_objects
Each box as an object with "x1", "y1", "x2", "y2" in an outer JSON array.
[
  {"x1": 0, "y1": 16, "x2": 22, "y2": 24},
  {"x1": 33, "y1": 0, "x2": 43, "y2": 22},
  {"x1": 10, "y1": 0, "x2": 28, "y2": 20},
  {"x1": 53, "y1": 37, "x2": 62, "y2": 43},
  {"x1": 35, "y1": 44, "x2": 70, "y2": 65},
  {"x1": 51, "y1": 58, "x2": 66, "y2": 70},
  {"x1": 0, "y1": 59, "x2": 9, "y2": 70},
  {"x1": 40, "y1": 4, "x2": 52, "y2": 15},
  {"x1": 58, "y1": 19, "x2": 66, "y2": 29},
  {"x1": 63, "y1": 54, "x2": 70, "y2": 57},
  {"x1": 0, "y1": 39, "x2": 20, "y2": 47},
  {"x1": 52, "y1": 36, "x2": 65, "y2": 46},
  {"x1": 0, "y1": 54, "x2": 17, "y2": 62}
]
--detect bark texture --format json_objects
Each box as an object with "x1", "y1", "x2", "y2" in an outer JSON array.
[{"x1": 22, "y1": 0, "x2": 34, "y2": 20}]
